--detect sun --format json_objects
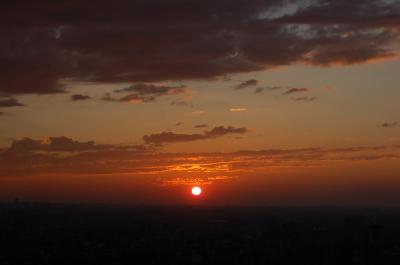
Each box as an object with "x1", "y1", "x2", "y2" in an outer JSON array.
[{"x1": 191, "y1": 186, "x2": 202, "y2": 196}]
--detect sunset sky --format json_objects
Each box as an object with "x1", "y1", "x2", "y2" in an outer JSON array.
[{"x1": 1, "y1": 0, "x2": 400, "y2": 206}]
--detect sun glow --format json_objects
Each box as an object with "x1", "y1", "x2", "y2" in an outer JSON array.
[{"x1": 191, "y1": 186, "x2": 202, "y2": 196}]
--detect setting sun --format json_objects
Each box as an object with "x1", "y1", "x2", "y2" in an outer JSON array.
[{"x1": 191, "y1": 186, "x2": 202, "y2": 196}]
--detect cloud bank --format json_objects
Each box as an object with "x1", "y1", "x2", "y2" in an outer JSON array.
[
  {"x1": 1, "y1": 136, "x2": 400, "y2": 178},
  {"x1": 1, "y1": 0, "x2": 399, "y2": 94}
]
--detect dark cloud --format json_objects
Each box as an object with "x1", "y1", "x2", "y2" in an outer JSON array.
[
  {"x1": 0, "y1": 112, "x2": 4, "y2": 116},
  {"x1": 295, "y1": 96, "x2": 317, "y2": 101},
  {"x1": 1, "y1": 0, "x2": 398, "y2": 95},
  {"x1": 0, "y1": 98, "x2": 25, "y2": 107},
  {"x1": 283, "y1": 88, "x2": 309, "y2": 95},
  {"x1": 71, "y1": 94, "x2": 91, "y2": 101},
  {"x1": 382, "y1": 122, "x2": 397, "y2": 128},
  {"x1": 143, "y1": 125, "x2": 248, "y2": 145},
  {"x1": 194, "y1": 124, "x2": 209, "y2": 129},
  {"x1": 236, "y1": 79, "x2": 258, "y2": 90},
  {"x1": 175, "y1": 122, "x2": 183, "y2": 126},
  {"x1": 115, "y1": 83, "x2": 185, "y2": 95}
]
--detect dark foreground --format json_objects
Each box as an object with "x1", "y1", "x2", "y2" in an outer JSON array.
[{"x1": 1, "y1": 203, "x2": 400, "y2": 264}]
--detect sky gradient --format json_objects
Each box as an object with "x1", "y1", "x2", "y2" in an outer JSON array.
[{"x1": 1, "y1": 0, "x2": 400, "y2": 206}]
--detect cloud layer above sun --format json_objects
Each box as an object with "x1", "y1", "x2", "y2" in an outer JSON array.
[{"x1": 1, "y1": 135, "x2": 400, "y2": 178}]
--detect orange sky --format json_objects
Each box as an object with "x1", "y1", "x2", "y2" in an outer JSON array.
[{"x1": 1, "y1": 0, "x2": 400, "y2": 206}]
